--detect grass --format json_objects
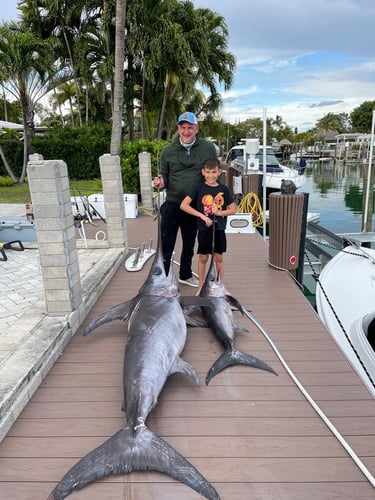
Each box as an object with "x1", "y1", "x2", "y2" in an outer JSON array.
[{"x1": 0, "y1": 179, "x2": 102, "y2": 204}]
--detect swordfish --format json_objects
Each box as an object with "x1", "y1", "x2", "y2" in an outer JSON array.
[
  {"x1": 47, "y1": 216, "x2": 219, "y2": 500},
  {"x1": 200, "y1": 255, "x2": 278, "y2": 385}
]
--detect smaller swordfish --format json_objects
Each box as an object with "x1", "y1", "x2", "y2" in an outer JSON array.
[{"x1": 199, "y1": 255, "x2": 278, "y2": 385}]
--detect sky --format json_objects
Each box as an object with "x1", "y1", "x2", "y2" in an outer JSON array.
[{"x1": 2, "y1": 0, "x2": 375, "y2": 132}]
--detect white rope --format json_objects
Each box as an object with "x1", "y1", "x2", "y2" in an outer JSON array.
[
  {"x1": 243, "y1": 307, "x2": 375, "y2": 487},
  {"x1": 76, "y1": 219, "x2": 87, "y2": 249}
]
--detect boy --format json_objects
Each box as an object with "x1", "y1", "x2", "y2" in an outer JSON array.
[{"x1": 180, "y1": 157, "x2": 236, "y2": 294}]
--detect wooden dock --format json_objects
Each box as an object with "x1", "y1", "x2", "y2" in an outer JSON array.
[{"x1": 0, "y1": 213, "x2": 374, "y2": 499}]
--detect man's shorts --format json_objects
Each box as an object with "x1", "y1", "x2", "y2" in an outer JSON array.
[{"x1": 197, "y1": 228, "x2": 227, "y2": 255}]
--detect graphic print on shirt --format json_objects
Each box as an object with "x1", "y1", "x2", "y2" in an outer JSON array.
[{"x1": 202, "y1": 192, "x2": 224, "y2": 216}]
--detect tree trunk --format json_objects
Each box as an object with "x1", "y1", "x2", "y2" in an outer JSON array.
[
  {"x1": 62, "y1": 26, "x2": 82, "y2": 127},
  {"x1": 110, "y1": 0, "x2": 127, "y2": 155},
  {"x1": 141, "y1": 66, "x2": 146, "y2": 139},
  {"x1": 157, "y1": 73, "x2": 170, "y2": 139},
  {"x1": 20, "y1": 96, "x2": 35, "y2": 183},
  {"x1": 0, "y1": 145, "x2": 18, "y2": 182}
]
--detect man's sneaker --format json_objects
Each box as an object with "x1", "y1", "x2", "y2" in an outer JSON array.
[{"x1": 178, "y1": 276, "x2": 199, "y2": 287}]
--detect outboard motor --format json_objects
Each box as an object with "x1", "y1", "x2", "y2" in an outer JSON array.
[{"x1": 298, "y1": 158, "x2": 307, "y2": 175}]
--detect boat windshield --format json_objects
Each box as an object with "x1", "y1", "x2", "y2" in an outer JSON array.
[
  {"x1": 226, "y1": 148, "x2": 244, "y2": 163},
  {"x1": 256, "y1": 152, "x2": 280, "y2": 166},
  {"x1": 225, "y1": 147, "x2": 284, "y2": 173},
  {"x1": 256, "y1": 153, "x2": 284, "y2": 173}
]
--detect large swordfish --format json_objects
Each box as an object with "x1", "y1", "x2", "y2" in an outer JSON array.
[
  {"x1": 47, "y1": 216, "x2": 219, "y2": 500},
  {"x1": 200, "y1": 255, "x2": 278, "y2": 385}
]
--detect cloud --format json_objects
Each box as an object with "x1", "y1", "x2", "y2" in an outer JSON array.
[
  {"x1": 309, "y1": 101, "x2": 344, "y2": 108},
  {"x1": 193, "y1": 0, "x2": 375, "y2": 131}
]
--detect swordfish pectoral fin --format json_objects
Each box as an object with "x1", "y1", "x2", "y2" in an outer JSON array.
[
  {"x1": 234, "y1": 323, "x2": 249, "y2": 333},
  {"x1": 170, "y1": 356, "x2": 201, "y2": 386},
  {"x1": 83, "y1": 296, "x2": 138, "y2": 336},
  {"x1": 182, "y1": 304, "x2": 208, "y2": 327},
  {"x1": 225, "y1": 294, "x2": 247, "y2": 315},
  {"x1": 47, "y1": 426, "x2": 220, "y2": 500},
  {"x1": 184, "y1": 314, "x2": 208, "y2": 327}
]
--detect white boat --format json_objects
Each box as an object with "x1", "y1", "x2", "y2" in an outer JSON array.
[
  {"x1": 316, "y1": 244, "x2": 375, "y2": 398},
  {"x1": 265, "y1": 210, "x2": 320, "y2": 224},
  {"x1": 225, "y1": 144, "x2": 306, "y2": 191}
]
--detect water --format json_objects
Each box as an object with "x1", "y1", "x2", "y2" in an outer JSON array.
[
  {"x1": 303, "y1": 160, "x2": 374, "y2": 234},
  {"x1": 300, "y1": 160, "x2": 374, "y2": 301}
]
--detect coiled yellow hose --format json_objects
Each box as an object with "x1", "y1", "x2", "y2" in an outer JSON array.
[{"x1": 237, "y1": 192, "x2": 264, "y2": 227}]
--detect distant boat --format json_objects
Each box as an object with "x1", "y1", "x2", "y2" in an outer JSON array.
[
  {"x1": 316, "y1": 244, "x2": 375, "y2": 398},
  {"x1": 225, "y1": 144, "x2": 306, "y2": 191},
  {"x1": 265, "y1": 210, "x2": 320, "y2": 224}
]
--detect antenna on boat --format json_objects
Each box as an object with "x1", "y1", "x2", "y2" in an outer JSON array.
[
  {"x1": 262, "y1": 108, "x2": 267, "y2": 240},
  {"x1": 362, "y1": 109, "x2": 375, "y2": 233}
]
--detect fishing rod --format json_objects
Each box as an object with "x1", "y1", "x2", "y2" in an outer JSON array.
[
  {"x1": 72, "y1": 185, "x2": 95, "y2": 225},
  {"x1": 210, "y1": 214, "x2": 219, "y2": 280},
  {"x1": 71, "y1": 182, "x2": 106, "y2": 225}
]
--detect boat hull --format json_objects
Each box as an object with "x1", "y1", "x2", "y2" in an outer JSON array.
[{"x1": 316, "y1": 245, "x2": 375, "y2": 398}]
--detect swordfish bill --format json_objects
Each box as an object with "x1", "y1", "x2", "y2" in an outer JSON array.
[
  {"x1": 200, "y1": 255, "x2": 278, "y2": 385},
  {"x1": 47, "y1": 214, "x2": 220, "y2": 500}
]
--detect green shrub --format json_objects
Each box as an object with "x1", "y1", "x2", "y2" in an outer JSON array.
[
  {"x1": 31, "y1": 124, "x2": 112, "y2": 179},
  {"x1": 0, "y1": 139, "x2": 24, "y2": 177},
  {"x1": 1, "y1": 125, "x2": 169, "y2": 190},
  {"x1": 0, "y1": 175, "x2": 14, "y2": 186},
  {"x1": 120, "y1": 139, "x2": 167, "y2": 193}
]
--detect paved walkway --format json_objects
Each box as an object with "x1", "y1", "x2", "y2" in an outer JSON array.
[
  {"x1": 0, "y1": 204, "x2": 126, "y2": 440},
  {"x1": 1, "y1": 204, "x2": 41, "y2": 335},
  {"x1": 0, "y1": 204, "x2": 109, "y2": 336}
]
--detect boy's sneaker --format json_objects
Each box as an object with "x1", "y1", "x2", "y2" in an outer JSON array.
[{"x1": 178, "y1": 276, "x2": 199, "y2": 287}]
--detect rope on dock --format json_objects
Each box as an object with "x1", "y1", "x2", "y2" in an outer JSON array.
[
  {"x1": 237, "y1": 192, "x2": 264, "y2": 227},
  {"x1": 243, "y1": 307, "x2": 375, "y2": 488}
]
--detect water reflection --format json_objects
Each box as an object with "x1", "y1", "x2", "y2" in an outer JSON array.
[
  {"x1": 303, "y1": 160, "x2": 374, "y2": 234},
  {"x1": 302, "y1": 160, "x2": 374, "y2": 301}
]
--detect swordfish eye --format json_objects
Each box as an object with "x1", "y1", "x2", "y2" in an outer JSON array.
[{"x1": 154, "y1": 266, "x2": 162, "y2": 275}]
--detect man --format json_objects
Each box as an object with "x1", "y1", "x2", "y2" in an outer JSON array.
[{"x1": 153, "y1": 111, "x2": 218, "y2": 286}]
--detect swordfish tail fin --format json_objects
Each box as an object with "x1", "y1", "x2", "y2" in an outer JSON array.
[
  {"x1": 206, "y1": 348, "x2": 278, "y2": 385},
  {"x1": 47, "y1": 426, "x2": 220, "y2": 500}
]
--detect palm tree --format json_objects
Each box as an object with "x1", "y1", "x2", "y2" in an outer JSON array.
[
  {"x1": 111, "y1": 0, "x2": 126, "y2": 154},
  {"x1": 173, "y1": 4, "x2": 235, "y2": 116},
  {"x1": 14, "y1": 0, "x2": 235, "y2": 143},
  {"x1": 137, "y1": 1, "x2": 235, "y2": 138},
  {"x1": 0, "y1": 21, "x2": 66, "y2": 182},
  {"x1": 20, "y1": 0, "x2": 109, "y2": 127},
  {"x1": 51, "y1": 81, "x2": 77, "y2": 125}
]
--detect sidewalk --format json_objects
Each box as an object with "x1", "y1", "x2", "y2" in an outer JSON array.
[{"x1": 0, "y1": 204, "x2": 126, "y2": 441}]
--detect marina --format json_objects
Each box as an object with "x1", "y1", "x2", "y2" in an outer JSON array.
[{"x1": 0, "y1": 156, "x2": 375, "y2": 498}]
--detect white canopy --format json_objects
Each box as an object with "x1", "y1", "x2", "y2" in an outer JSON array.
[{"x1": 0, "y1": 120, "x2": 23, "y2": 130}]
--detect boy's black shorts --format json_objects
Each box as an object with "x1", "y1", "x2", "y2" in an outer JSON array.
[{"x1": 197, "y1": 228, "x2": 227, "y2": 255}]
